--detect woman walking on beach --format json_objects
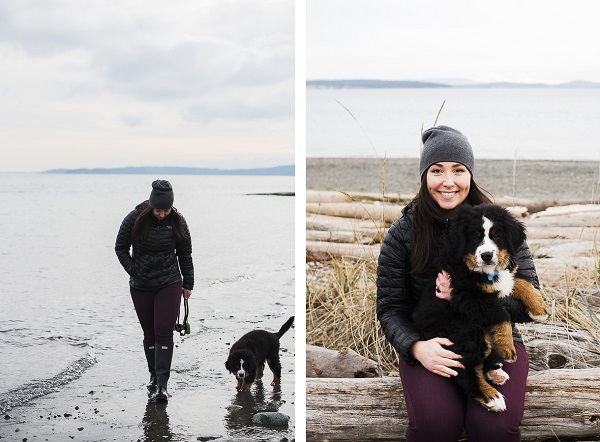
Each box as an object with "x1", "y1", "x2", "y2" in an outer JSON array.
[
  {"x1": 115, "y1": 179, "x2": 194, "y2": 403},
  {"x1": 376, "y1": 126, "x2": 539, "y2": 441}
]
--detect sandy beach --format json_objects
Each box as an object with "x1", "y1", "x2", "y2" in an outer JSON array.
[
  {"x1": 307, "y1": 158, "x2": 600, "y2": 204},
  {"x1": 0, "y1": 318, "x2": 296, "y2": 442}
]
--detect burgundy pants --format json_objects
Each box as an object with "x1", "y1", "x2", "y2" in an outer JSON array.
[
  {"x1": 130, "y1": 282, "x2": 182, "y2": 346},
  {"x1": 398, "y1": 342, "x2": 528, "y2": 442}
]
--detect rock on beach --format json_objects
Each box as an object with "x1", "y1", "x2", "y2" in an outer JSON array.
[{"x1": 251, "y1": 411, "x2": 290, "y2": 426}]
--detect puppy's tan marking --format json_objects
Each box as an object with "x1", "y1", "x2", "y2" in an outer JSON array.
[
  {"x1": 512, "y1": 278, "x2": 548, "y2": 321},
  {"x1": 463, "y1": 253, "x2": 478, "y2": 271},
  {"x1": 489, "y1": 322, "x2": 517, "y2": 362}
]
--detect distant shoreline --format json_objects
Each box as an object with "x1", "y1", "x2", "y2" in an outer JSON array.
[
  {"x1": 307, "y1": 79, "x2": 600, "y2": 89},
  {"x1": 41, "y1": 165, "x2": 295, "y2": 176}
]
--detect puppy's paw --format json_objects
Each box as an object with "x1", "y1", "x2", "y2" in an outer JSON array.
[
  {"x1": 486, "y1": 368, "x2": 510, "y2": 385},
  {"x1": 528, "y1": 311, "x2": 548, "y2": 322},
  {"x1": 485, "y1": 393, "x2": 507, "y2": 412}
]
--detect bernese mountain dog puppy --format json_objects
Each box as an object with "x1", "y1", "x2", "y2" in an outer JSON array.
[
  {"x1": 225, "y1": 316, "x2": 294, "y2": 392},
  {"x1": 413, "y1": 204, "x2": 547, "y2": 412}
]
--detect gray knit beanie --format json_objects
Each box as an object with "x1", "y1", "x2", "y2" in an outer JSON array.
[
  {"x1": 149, "y1": 179, "x2": 174, "y2": 209},
  {"x1": 420, "y1": 126, "x2": 475, "y2": 179}
]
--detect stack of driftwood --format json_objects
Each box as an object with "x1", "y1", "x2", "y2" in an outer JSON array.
[{"x1": 306, "y1": 190, "x2": 600, "y2": 441}]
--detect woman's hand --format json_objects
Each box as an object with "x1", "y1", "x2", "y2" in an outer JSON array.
[
  {"x1": 435, "y1": 269, "x2": 452, "y2": 301},
  {"x1": 183, "y1": 289, "x2": 192, "y2": 299},
  {"x1": 411, "y1": 338, "x2": 465, "y2": 377}
]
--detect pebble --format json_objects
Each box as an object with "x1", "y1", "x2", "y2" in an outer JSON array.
[{"x1": 251, "y1": 412, "x2": 290, "y2": 426}]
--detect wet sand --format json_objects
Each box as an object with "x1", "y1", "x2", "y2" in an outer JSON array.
[
  {"x1": 307, "y1": 158, "x2": 600, "y2": 203},
  {"x1": 0, "y1": 315, "x2": 295, "y2": 442}
]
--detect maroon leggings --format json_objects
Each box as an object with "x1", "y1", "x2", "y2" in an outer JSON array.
[
  {"x1": 130, "y1": 282, "x2": 182, "y2": 346},
  {"x1": 399, "y1": 342, "x2": 528, "y2": 442}
]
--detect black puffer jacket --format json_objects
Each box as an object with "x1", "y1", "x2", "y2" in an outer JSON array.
[
  {"x1": 376, "y1": 201, "x2": 540, "y2": 365},
  {"x1": 115, "y1": 201, "x2": 194, "y2": 291}
]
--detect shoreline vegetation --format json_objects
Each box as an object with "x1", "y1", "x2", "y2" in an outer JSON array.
[{"x1": 306, "y1": 157, "x2": 600, "y2": 439}]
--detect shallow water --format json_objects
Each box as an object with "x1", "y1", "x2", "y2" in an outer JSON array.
[{"x1": 0, "y1": 173, "x2": 295, "y2": 441}]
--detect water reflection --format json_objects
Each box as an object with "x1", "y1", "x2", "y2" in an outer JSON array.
[
  {"x1": 141, "y1": 400, "x2": 172, "y2": 441},
  {"x1": 224, "y1": 381, "x2": 284, "y2": 432}
]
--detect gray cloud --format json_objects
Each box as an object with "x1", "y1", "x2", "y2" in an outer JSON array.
[
  {"x1": 0, "y1": 0, "x2": 294, "y2": 119},
  {"x1": 0, "y1": 0, "x2": 294, "y2": 171}
]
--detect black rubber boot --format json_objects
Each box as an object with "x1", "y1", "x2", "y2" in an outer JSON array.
[
  {"x1": 144, "y1": 344, "x2": 157, "y2": 395},
  {"x1": 155, "y1": 344, "x2": 174, "y2": 403}
]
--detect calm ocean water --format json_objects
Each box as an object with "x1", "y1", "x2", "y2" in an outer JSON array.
[
  {"x1": 307, "y1": 87, "x2": 600, "y2": 161},
  {"x1": 0, "y1": 173, "x2": 295, "y2": 439}
]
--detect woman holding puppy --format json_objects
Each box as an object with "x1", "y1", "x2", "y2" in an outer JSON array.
[
  {"x1": 115, "y1": 179, "x2": 194, "y2": 403},
  {"x1": 376, "y1": 126, "x2": 540, "y2": 441}
]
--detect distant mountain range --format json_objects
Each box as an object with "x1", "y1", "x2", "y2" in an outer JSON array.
[
  {"x1": 306, "y1": 79, "x2": 600, "y2": 89},
  {"x1": 43, "y1": 165, "x2": 295, "y2": 176}
]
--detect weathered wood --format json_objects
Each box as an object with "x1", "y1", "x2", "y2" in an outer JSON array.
[
  {"x1": 306, "y1": 345, "x2": 383, "y2": 378},
  {"x1": 306, "y1": 214, "x2": 386, "y2": 244},
  {"x1": 307, "y1": 213, "x2": 387, "y2": 232},
  {"x1": 306, "y1": 369, "x2": 600, "y2": 441},
  {"x1": 306, "y1": 230, "x2": 376, "y2": 245},
  {"x1": 519, "y1": 323, "x2": 600, "y2": 371},
  {"x1": 306, "y1": 240, "x2": 380, "y2": 260},
  {"x1": 306, "y1": 202, "x2": 403, "y2": 223}
]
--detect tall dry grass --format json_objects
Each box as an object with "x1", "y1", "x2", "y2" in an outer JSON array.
[{"x1": 306, "y1": 255, "x2": 399, "y2": 373}]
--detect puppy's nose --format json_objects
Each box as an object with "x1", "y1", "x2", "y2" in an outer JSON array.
[
  {"x1": 236, "y1": 370, "x2": 245, "y2": 379},
  {"x1": 481, "y1": 251, "x2": 494, "y2": 263}
]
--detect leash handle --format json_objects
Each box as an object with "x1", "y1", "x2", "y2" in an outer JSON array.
[{"x1": 176, "y1": 298, "x2": 190, "y2": 336}]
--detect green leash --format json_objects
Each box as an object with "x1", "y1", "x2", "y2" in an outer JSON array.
[{"x1": 175, "y1": 298, "x2": 190, "y2": 336}]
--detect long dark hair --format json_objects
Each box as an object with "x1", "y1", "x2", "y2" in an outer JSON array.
[
  {"x1": 132, "y1": 201, "x2": 188, "y2": 242},
  {"x1": 410, "y1": 177, "x2": 493, "y2": 276}
]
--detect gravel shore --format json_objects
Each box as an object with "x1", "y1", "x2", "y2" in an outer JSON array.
[{"x1": 307, "y1": 158, "x2": 600, "y2": 203}]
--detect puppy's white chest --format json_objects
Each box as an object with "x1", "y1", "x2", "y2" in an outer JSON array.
[{"x1": 493, "y1": 270, "x2": 514, "y2": 297}]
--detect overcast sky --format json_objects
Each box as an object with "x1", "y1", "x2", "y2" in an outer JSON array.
[
  {"x1": 307, "y1": 0, "x2": 600, "y2": 84},
  {"x1": 0, "y1": 0, "x2": 294, "y2": 172}
]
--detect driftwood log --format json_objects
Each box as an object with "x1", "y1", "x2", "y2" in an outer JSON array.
[
  {"x1": 519, "y1": 323, "x2": 600, "y2": 370},
  {"x1": 306, "y1": 369, "x2": 600, "y2": 441},
  {"x1": 306, "y1": 322, "x2": 600, "y2": 441},
  {"x1": 306, "y1": 202, "x2": 403, "y2": 223},
  {"x1": 307, "y1": 345, "x2": 383, "y2": 378}
]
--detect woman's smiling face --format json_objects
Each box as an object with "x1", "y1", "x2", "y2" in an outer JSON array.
[{"x1": 426, "y1": 162, "x2": 471, "y2": 212}]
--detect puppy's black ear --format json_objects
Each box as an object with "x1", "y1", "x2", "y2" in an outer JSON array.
[
  {"x1": 500, "y1": 207, "x2": 526, "y2": 254},
  {"x1": 225, "y1": 359, "x2": 232, "y2": 372}
]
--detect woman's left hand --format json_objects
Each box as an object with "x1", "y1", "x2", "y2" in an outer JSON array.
[
  {"x1": 435, "y1": 269, "x2": 452, "y2": 301},
  {"x1": 183, "y1": 289, "x2": 192, "y2": 299}
]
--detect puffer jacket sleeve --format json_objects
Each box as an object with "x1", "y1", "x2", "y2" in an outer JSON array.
[
  {"x1": 176, "y1": 217, "x2": 194, "y2": 290},
  {"x1": 501, "y1": 240, "x2": 541, "y2": 323},
  {"x1": 115, "y1": 209, "x2": 137, "y2": 276},
  {"x1": 376, "y1": 217, "x2": 422, "y2": 365}
]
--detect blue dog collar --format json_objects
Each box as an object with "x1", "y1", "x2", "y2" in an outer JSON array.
[{"x1": 488, "y1": 270, "x2": 499, "y2": 281}]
